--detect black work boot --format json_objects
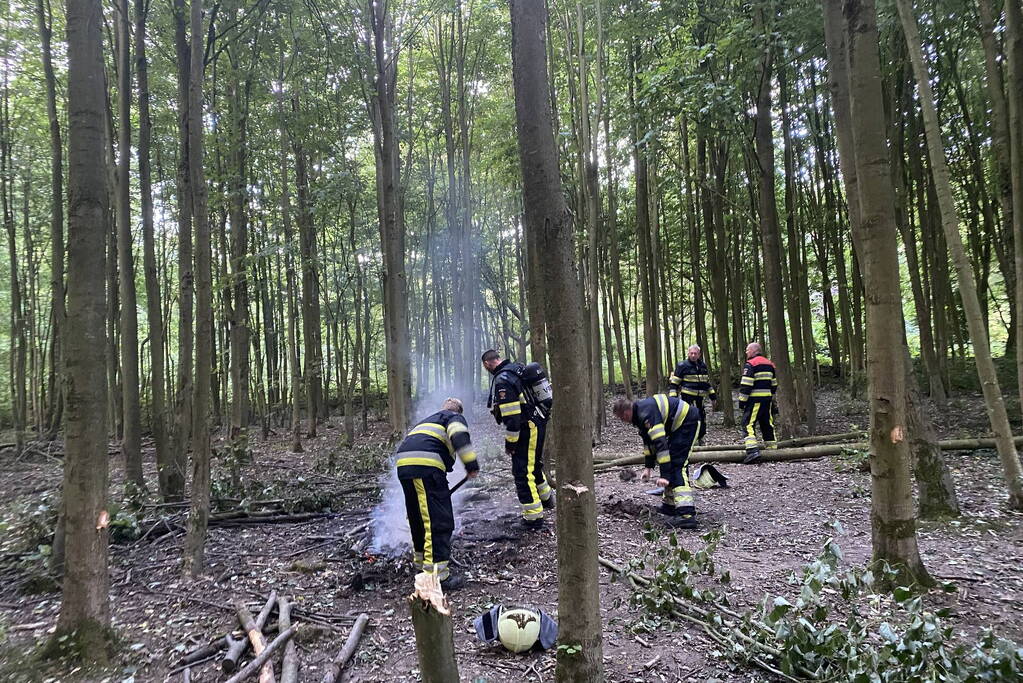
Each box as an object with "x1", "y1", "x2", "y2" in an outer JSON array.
[
  {"x1": 658, "y1": 503, "x2": 679, "y2": 516},
  {"x1": 743, "y1": 448, "x2": 761, "y2": 464},
  {"x1": 441, "y1": 574, "x2": 466, "y2": 591},
  {"x1": 669, "y1": 514, "x2": 698, "y2": 529},
  {"x1": 541, "y1": 495, "x2": 555, "y2": 511},
  {"x1": 523, "y1": 517, "x2": 546, "y2": 531}
]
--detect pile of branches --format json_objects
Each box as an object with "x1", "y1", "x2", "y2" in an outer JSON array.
[
  {"x1": 602, "y1": 525, "x2": 1023, "y2": 681},
  {"x1": 173, "y1": 590, "x2": 371, "y2": 683}
]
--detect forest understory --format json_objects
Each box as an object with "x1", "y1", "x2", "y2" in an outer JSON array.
[{"x1": 1, "y1": 385, "x2": 1022, "y2": 683}]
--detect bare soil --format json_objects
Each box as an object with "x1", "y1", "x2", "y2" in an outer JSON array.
[{"x1": 1, "y1": 387, "x2": 1021, "y2": 682}]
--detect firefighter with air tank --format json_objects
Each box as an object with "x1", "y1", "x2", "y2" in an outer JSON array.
[{"x1": 482, "y1": 349, "x2": 555, "y2": 530}]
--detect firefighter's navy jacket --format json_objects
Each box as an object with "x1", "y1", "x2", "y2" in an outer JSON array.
[
  {"x1": 488, "y1": 359, "x2": 530, "y2": 449},
  {"x1": 738, "y1": 355, "x2": 777, "y2": 404},
  {"x1": 668, "y1": 359, "x2": 717, "y2": 400},
  {"x1": 632, "y1": 394, "x2": 692, "y2": 477},
  {"x1": 396, "y1": 410, "x2": 479, "y2": 479}
]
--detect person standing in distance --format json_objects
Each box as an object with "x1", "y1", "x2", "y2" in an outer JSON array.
[
  {"x1": 668, "y1": 344, "x2": 717, "y2": 445},
  {"x1": 737, "y1": 342, "x2": 778, "y2": 463}
]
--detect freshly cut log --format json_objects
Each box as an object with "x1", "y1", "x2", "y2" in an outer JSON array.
[
  {"x1": 320, "y1": 612, "x2": 370, "y2": 683},
  {"x1": 223, "y1": 625, "x2": 299, "y2": 683},
  {"x1": 593, "y1": 436, "x2": 1023, "y2": 470},
  {"x1": 409, "y1": 573, "x2": 459, "y2": 683}
]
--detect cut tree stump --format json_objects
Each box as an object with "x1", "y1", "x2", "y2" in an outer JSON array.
[
  {"x1": 593, "y1": 435, "x2": 1023, "y2": 470},
  {"x1": 320, "y1": 612, "x2": 370, "y2": 683},
  {"x1": 409, "y1": 573, "x2": 459, "y2": 683}
]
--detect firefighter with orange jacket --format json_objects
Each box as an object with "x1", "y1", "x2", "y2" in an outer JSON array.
[{"x1": 738, "y1": 342, "x2": 778, "y2": 463}]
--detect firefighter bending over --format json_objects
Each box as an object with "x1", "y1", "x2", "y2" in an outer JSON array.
[
  {"x1": 738, "y1": 342, "x2": 778, "y2": 463},
  {"x1": 396, "y1": 397, "x2": 479, "y2": 591},
  {"x1": 668, "y1": 344, "x2": 717, "y2": 445},
  {"x1": 612, "y1": 394, "x2": 699, "y2": 529},
  {"x1": 482, "y1": 350, "x2": 554, "y2": 530}
]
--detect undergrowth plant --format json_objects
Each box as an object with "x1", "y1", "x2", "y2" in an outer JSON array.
[{"x1": 618, "y1": 522, "x2": 1023, "y2": 682}]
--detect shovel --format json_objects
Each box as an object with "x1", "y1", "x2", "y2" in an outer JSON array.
[{"x1": 450, "y1": 475, "x2": 470, "y2": 494}]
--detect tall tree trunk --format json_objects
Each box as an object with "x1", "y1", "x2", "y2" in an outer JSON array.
[
  {"x1": 779, "y1": 62, "x2": 811, "y2": 426},
  {"x1": 753, "y1": 6, "x2": 798, "y2": 437},
  {"x1": 510, "y1": 1, "x2": 603, "y2": 678},
  {"x1": 367, "y1": 0, "x2": 411, "y2": 433},
  {"x1": 1006, "y1": 0, "x2": 1023, "y2": 422},
  {"x1": 228, "y1": 72, "x2": 250, "y2": 460},
  {"x1": 135, "y1": 0, "x2": 169, "y2": 498},
  {"x1": 183, "y1": 0, "x2": 213, "y2": 577},
  {"x1": 828, "y1": 0, "x2": 931, "y2": 586},
  {"x1": 631, "y1": 47, "x2": 659, "y2": 395},
  {"x1": 1, "y1": 81, "x2": 26, "y2": 457},
  {"x1": 896, "y1": 0, "x2": 1023, "y2": 510},
  {"x1": 36, "y1": 0, "x2": 64, "y2": 439},
  {"x1": 116, "y1": 0, "x2": 144, "y2": 494},
  {"x1": 277, "y1": 60, "x2": 303, "y2": 454},
  {"x1": 53, "y1": 0, "x2": 111, "y2": 656},
  {"x1": 169, "y1": 0, "x2": 192, "y2": 502}
]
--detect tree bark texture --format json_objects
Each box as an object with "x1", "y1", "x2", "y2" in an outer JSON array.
[
  {"x1": 830, "y1": 0, "x2": 931, "y2": 586},
  {"x1": 510, "y1": 1, "x2": 604, "y2": 678},
  {"x1": 55, "y1": 0, "x2": 112, "y2": 657},
  {"x1": 184, "y1": 0, "x2": 213, "y2": 577}
]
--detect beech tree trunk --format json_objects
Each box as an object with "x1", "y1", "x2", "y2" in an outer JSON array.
[
  {"x1": 116, "y1": 0, "x2": 144, "y2": 494},
  {"x1": 368, "y1": 0, "x2": 411, "y2": 433},
  {"x1": 510, "y1": 0, "x2": 604, "y2": 677},
  {"x1": 828, "y1": 0, "x2": 931, "y2": 586},
  {"x1": 753, "y1": 6, "x2": 799, "y2": 437},
  {"x1": 896, "y1": 0, "x2": 1023, "y2": 510},
  {"x1": 135, "y1": 0, "x2": 168, "y2": 498},
  {"x1": 184, "y1": 0, "x2": 213, "y2": 577},
  {"x1": 35, "y1": 0, "x2": 64, "y2": 439},
  {"x1": 53, "y1": 0, "x2": 112, "y2": 657},
  {"x1": 169, "y1": 0, "x2": 192, "y2": 502},
  {"x1": 1006, "y1": 0, "x2": 1023, "y2": 423}
]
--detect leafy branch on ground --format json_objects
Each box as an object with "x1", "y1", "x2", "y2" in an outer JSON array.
[{"x1": 611, "y1": 522, "x2": 1023, "y2": 682}]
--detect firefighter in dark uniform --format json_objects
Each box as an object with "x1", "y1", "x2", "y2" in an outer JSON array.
[
  {"x1": 668, "y1": 344, "x2": 717, "y2": 445},
  {"x1": 612, "y1": 394, "x2": 699, "y2": 529},
  {"x1": 482, "y1": 350, "x2": 554, "y2": 529},
  {"x1": 738, "y1": 342, "x2": 778, "y2": 464},
  {"x1": 396, "y1": 397, "x2": 479, "y2": 590}
]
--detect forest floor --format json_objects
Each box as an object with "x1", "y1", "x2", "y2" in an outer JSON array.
[{"x1": 1, "y1": 385, "x2": 1023, "y2": 682}]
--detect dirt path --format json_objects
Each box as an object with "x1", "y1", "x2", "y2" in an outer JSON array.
[{"x1": 1, "y1": 388, "x2": 1022, "y2": 682}]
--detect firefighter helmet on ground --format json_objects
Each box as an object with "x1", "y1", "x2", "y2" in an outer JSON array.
[{"x1": 497, "y1": 607, "x2": 542, "y2": 652}]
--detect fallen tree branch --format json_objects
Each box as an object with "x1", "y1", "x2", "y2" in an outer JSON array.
[
  {"x1": 278, "y1": 596, "x2": 300, "y2": 683},
  {"x1": 224, "y1": 592, "x2": 277, "y2": 674},
  {"x1": 594, "y1": 435, "x2": 1023, "y2": 470},
  {"x1": 321, "y1": 612, "x2": 370, "y2": 683},
  {"x1": 598, "y1": 556, "x2": 805, "y2": 682},
  {"x1": 223, "y1": 625, "x2": 299, "y2": 683}
]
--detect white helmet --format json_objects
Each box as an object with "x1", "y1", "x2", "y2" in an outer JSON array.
[
  {"x1": 498, "y1": 607, "x2": 542, "y2": 652},
  {"x1": 474, "y1": 605, "x2": 558, "y2": 653}
]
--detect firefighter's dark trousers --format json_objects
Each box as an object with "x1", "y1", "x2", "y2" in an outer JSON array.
[
  {"x1": 399, "y1": 469, "x2": 453, "y2": 580},
  {"x1": 660, "y1": 412, "x2": 698, "y2": 517},
  {"x1": 512, "y1": 418, "x2": 552, "y2": 521},
  {"x1": 741, "y1": 399, "x2": 777, "y2": 454},
  {"x1": 681, "y1": 395, "x2": 708, "y2": 441}
]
